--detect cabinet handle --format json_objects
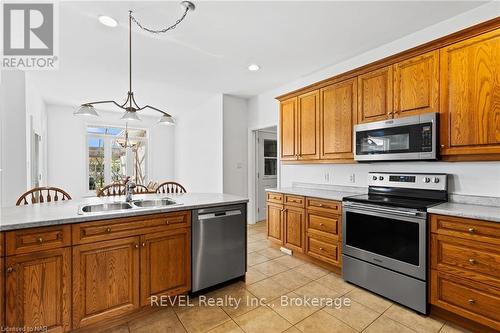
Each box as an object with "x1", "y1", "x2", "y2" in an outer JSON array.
[
  {"x1": 6, "y1": 267, "x2": 14, "y2": 273},
  {"x1": 37, "y1": 237, "x2": 44, "y2": 244},
  {"x1": 319, "y1": 223, "x2": 324, "y2": 226},
  {"x1": 468, "y1": 228, "x2": 475, "y2": 234},
  {"x1": 106, "y1": 227, "x2": 112, "y2": 233},
  {"x1": 468, "y1": 299, "x2": 475, "y2": 305},
  {"x1": 141, "y1": 242, "x2": 146, "y2": 247},
  {"x1": 468, "y1": 258, "x2": 476, "y2": 264},
  {"x1": 319, "y1": 247, "x2": 324, "y2": 251}
]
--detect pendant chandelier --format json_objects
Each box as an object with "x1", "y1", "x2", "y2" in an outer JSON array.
[{"x1": 74, "y1": 1, "x2": 196, "y2": 125}]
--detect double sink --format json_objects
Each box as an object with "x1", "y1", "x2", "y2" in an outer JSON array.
[{"x1": 79, "y1": 198, "x2": 178, "y2": 214}]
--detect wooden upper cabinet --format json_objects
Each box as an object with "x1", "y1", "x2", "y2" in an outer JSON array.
[
  {"x1": 320, "y1": 78, "x2": 357, "y2": 160},
  {"x1": 5, "y1": 248, "x2": 71, "y2": 333},
  {"x1": 358, "y1": 66, "x2": 393, "y2": 123},
  {"x1": 440, "y1": 29, "x2": 500, "y2": 158},
  {"x1": 280, "y1": 97, "x2": 297, "y2": 160},
  {"x1": 394, "y1": 50, "x2": 439, "y2": 117},
  {"x1": 283, "y1": 206, "x2": 305, "y2": 253},
  {"x1": 72, "y1": 237, "x2": 140, "y2": 329},
  {"x1": 140, "y1": 228, "x2": 191, "y2": 306},
  {"x1": 297, "y1": 90, "x2": 320, "y2": 160}
]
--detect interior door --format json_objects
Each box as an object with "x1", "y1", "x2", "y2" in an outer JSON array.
[{"x1": 256, "y1": 131, "x2": 277, "y2": 221}]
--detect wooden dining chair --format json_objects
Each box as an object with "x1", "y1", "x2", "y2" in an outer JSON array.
[
  {"x1": 16, "y1": 187, "x2": 72, "y2": 206},
  {"x1": 97, "y1": 183, "x2": 126, "y2": 197},
  {"x1": 133, "y1": 184, "x2": 151, "y2": 194},
  {"x1": 155, "y1": 181, "x2": 187, "y2": 194}
]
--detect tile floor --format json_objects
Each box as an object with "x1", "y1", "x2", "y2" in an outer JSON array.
[{"x1": 105, "y1": 221, "x2": 473, "y2": 333}]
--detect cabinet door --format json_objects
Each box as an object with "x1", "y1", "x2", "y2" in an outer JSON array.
[
  {"x1": 267, "y1": 202, "x2": 283, "y2": 244},
  {"x1": 394, "y1": 50, "x2": 439, "y2": 117},
  {"x1": 283, "y1": 206, "x2": 305, "y2": 253},
  {"x1": 440, "y1": 29, "x2": 500, "y2": 158},
  {"x1": 297, "y1": 90, "x2": 320, "y2": 160},
  {"x1": 358, "y1": 66, "x2": 393, "y2": 123},
  {"x1": 320, "y1": 79, "x2": 357, "y2": 160},
  {"x1": 140, "y1": 228, "x2": 191, "y2": 306},
  {"x1": 5, "y1": 248, "x2": 71, "y2": 333},
  {"x1": 280, "y1": 97, "x2": 297, "y2": 160},
  {"x1": 0, "y1": 257, "x2": 4, "y2": 329},
  {"x1": 72, "y1": 237, "x2": 140, "y2": 329}
]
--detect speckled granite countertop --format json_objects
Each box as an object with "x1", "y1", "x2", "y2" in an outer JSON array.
[
  {"x1": 428, "y1": 202, "x2": 500, "y2": 223},
  {"x1": 265, "y1": 186, "x2": 365, "y2": 202},
  {"x1": 0, "y1": 193, "x2": 248, "y2": 231}
]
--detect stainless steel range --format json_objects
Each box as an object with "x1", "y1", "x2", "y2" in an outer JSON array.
[{"x1": 342, "y1": 172, "x2": 448, "y2": 314}]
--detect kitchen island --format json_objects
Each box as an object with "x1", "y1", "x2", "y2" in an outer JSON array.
[{"x1": 0, "y1": 193, "x2": 248, "y2": 332}]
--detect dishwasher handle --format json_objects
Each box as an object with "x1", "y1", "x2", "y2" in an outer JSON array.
[{"x1": 198, "y1": 209, "x2": 242, "y2": 220}]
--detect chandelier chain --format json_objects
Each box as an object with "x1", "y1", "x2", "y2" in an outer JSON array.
[{"x1": 130, "y1": 7, "x2": 189, "y2": 34}]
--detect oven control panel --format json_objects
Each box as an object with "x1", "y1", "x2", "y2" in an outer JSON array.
[{"x1": 368, "y1": 172, "x2": 447, "y2": 191}]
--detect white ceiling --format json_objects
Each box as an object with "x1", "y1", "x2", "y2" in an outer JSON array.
[{"x1": 31, "y1": 1, "x2": 487, "y2": 113}]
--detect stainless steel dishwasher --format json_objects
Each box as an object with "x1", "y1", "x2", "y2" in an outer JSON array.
[{"x1": 192, "y1": 204, "x2": 247, "y2": 292}]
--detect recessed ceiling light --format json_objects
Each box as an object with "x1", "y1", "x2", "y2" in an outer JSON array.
[
  {"x1": 98, "y1": 15, "x2": 118, "y2": 28},
  {"x1": 248, "y1": 64, "x2": 260, "y2": 71}
]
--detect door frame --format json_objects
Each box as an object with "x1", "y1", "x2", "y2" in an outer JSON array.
[{"x1": 247, "y1": 125, "x2": 279, "y2": 225}]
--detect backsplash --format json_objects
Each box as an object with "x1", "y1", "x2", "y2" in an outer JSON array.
[{"x1": 280, "y1": 161, "x2": 500, "y2": 198}]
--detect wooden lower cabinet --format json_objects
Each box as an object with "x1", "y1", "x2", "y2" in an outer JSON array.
[
  {"x1": 430, "y1": 214, "x2": 500, "y2": 331},
  {"x1": 283, "y1": 206, "x2": 305, "y2": 253},
  {"x1": 267, "y1": 202, "x2": 284, "y2": 244},
  {"x1": 5, "y1": 248, "x2": 71, "y2": 333},
  {"x1": 72, "y1": 237, "x2": 140, "y2": 329},
  {"x1": 0, "y1": 257, "x2": 4, "y2": 329},
  {"x1": 306, "y1": 232, "x2": 341, "y2": 267},
  {"x1": 140, "y1": 228, "x2": 191, "y2": 306}
]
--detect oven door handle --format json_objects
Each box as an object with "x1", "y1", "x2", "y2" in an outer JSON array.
[{"x1": 344, "y1": 203, "x2": 425, "y2": 218}]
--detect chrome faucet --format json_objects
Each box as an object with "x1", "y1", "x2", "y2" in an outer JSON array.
[{"x1": 125, "y1": 181, "x2": 136, "y2": 202}]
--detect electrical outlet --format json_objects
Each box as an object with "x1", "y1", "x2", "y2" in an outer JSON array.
[
  {"x1": 349, "y1": 173, "x2": 356, "y2": 183},
  {"x1": 329, "y1": 171, "x2": 334, "y2": 184},
  {"x1": 324, "y1": 172, "x2": 330, "y2": 183}
]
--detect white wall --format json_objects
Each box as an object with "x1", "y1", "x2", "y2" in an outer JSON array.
[
  {"x1": 0, "y1": 71, "x2": 28, "y2": 207},
  {"x1": 223, "y1": 95, "x2": 248, "y2": 197},
  {"x1": 245, "y1": 2, "x2": 500, "y2": 221},
  {"x1": 174, "y1": 94, "x2": 224, "y2": 193},
  {"x1": 46, "y1": 104, "x2": 175, "y2": 200}
]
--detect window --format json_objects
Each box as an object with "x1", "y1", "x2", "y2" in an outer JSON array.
[
  {"x1": 263, "y1": 139, "x2": 277, "y2": 176},
  {"x1": 87, "y1": 126, "x2": 148, "y2": 192}
]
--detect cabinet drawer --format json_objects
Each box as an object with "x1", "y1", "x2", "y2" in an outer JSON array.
[
  {"x1": 267, "y1": 192, "x2": 283, "y2": 204},
  {"x1": 431, "y1": 270, "x2": 500, "y2": 331},
  {"x1": 284, "y1": 195, "x2": 305, "y2": 207},
  {"x1": 73, "y1": 211, "x2": 191, "y2": 244},
  {"x1": 431, "y1": 214, "x2": 500, "y2": 245},
  {"x1": 306, "y1": 198, "x2": 341, "y2": 213},
  {"x1": 306, "y1": 232, "x2": 340, "y2": 266},
  {"x1": 307, "y1": 210, "x2": 339, "y2": 237},
  {"x1": 6, "y1": 225, "x2": 71, "y2": 255},
  {"x1": 431, "y1": 235, "x2": 500, "y2": 286}
]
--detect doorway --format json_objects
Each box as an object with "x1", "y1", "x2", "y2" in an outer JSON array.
[{"x1": 255, "y1": 127, "x2": 277, "y2": 222}]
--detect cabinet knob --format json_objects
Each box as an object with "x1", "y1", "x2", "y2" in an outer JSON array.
[
  {"x1": 440, "y1": 144, "x2": 445, "y2": 148},
  {"x1": 37, "y1": 237, "x2": 44, "y2": 244},
  {"x1": 106, "y1": 227, "x2": 112, "y2": 233},
  {"x1": 134, "y1": 244, "x2": 139, "y2": 249},
  {"x1": 468, "y1": 258, "x2": 476, "y2": 264},
  {"x1": 319, "y1": 247, "x2": 324, "y2": 251},
  {"x1": 141, "y1": 242, "x2": 146, "y2": 247},
  {"x1": 6, "y1": 267, "x2": 14, "y2": 273},
  {"x1": 165, "y1": 220, "x2": 170, "y2": 225},
  {"x1": 319, "y1": 223, "x2": 324, "y2": 226},
  {"x1": 468, "y1": 299, "x2": 475, "y2": 305},
  {"x1": 318, "y1": 204, "x2": 323, "y2": 207},
  {"x1": 468, "y1": 228, "x2": 475, "y2": 234}
]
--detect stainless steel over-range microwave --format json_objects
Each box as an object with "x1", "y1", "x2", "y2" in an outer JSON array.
[{"x1": 354, "y1": 113, "x2": 438, "y2": 162}]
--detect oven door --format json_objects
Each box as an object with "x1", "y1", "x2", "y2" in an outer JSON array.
[
  {"x1": 342, "y1": 202, "x2": 427, "y2": 280},
  {"x1": 354, "y1": 113, "x2": 437, "y2": 161}
]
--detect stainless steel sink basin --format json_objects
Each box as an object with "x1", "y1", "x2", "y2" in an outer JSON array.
[
  {"x1": 80, "y1": 202, "x2": 133, "y2": 213},
  {"x1": 132, "y1": 198, "x2": 177, "y2": 208}
]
